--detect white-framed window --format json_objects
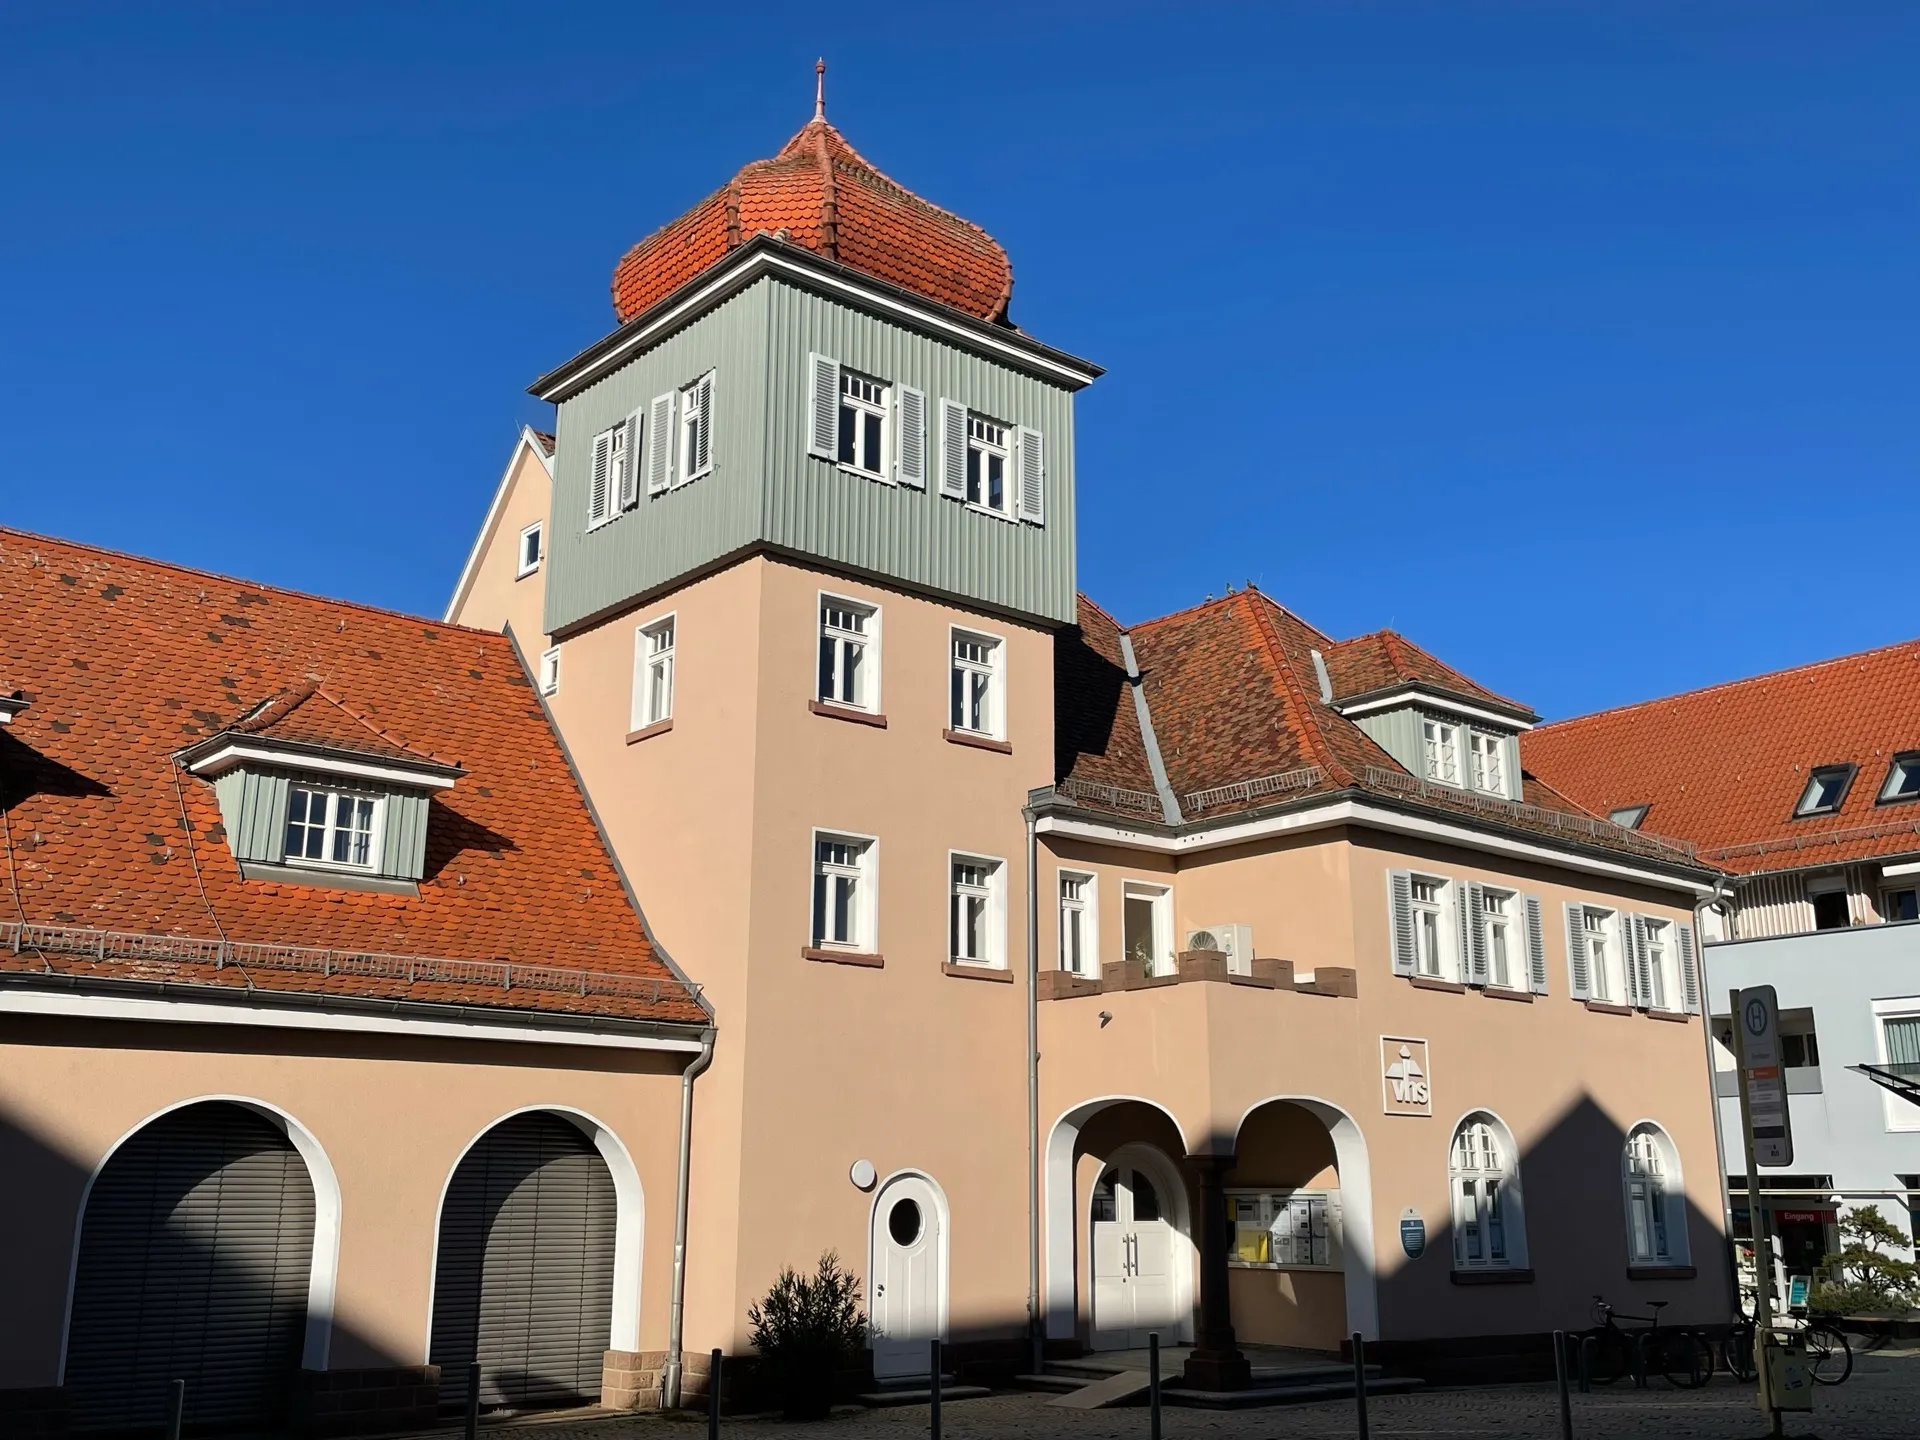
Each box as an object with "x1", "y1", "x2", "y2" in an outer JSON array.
[
  {"x1": 1422, "y1": 718, "x2": 1461, "y2": 786},
  {"x1": 1229, "y1": 1190, "x2": 1342, "y2": 1270},
  {"x1": 965, "y1": 414, "x2": 1009, "y2": 516},
  {"x1": 812, "y1": 831, "x2": 876, "y2": 951},
  {"x1": 949, "y1": 853, "x2": 1005, "y2": 967},
  {"x1": 1122, "y1": 880, "x2": 1175, "y2": 976},
  {"x1": 1796, "y1": 764, "x2": 1855, "y2": 817},
  {"x1": 1451, "y1": 1115, "x2": 1526, "y2": 1270},
  {"x1": 838, "y1": 370, "x2": 889, "y2": 479},
  {"x1": 632, "y1": 615, "x2": 675, "y2": 729},
  {"x1": 1481, "y1": 887, "x2": 1516, "y2": 989},
  {"x1": 538, "y1": 646, "x2": 561, "y2": 696},
  {"x1": 818, "y1": 596, "x2": 878, "y2": 710},
  {"x1": 1643, "y1": 917, "x2": 1676, "y2": 1010},
  {"x1": 1884, "y1": 887, "x2": 1919, "y2": 923},
  {"x1": 1584, "y1": 906, "x2": 1618, "y2": 1002},
  {"x1": 679, "y1": 371, "x2": 715, "y2": 484},
  {"x1": 517, "y1": 521, "x2": 544, "y2": 578},
  {"x1": 949, "y1": 628, "x2": 1004, "y2": 738},
  {"x1": 1411, "y1": 874, "x2": 1451, "y2": 979},
  {"x1": 588, "y1": 421, "x2": 629, "y2": 527},
  {"x1": 283, "y1": 785, "x2": 381, "y2": 871},
  {"x1": 1468, "y1": 731, "x2": 1506, "y2": 796},
  {"x1": 1872, "y1": 1005, "x2": 1920, "y2": 1131},
  {"x1": 1622, "y1": 1123, "x2": 1687, "y2": 1266},
  {"x1": 1058, "y1": 870, "x2": 1098, "y2": 977}
]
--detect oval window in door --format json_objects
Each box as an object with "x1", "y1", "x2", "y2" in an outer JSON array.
[{"x1": 888, "y1": 1197, "x2": 923, "y2": 1246}]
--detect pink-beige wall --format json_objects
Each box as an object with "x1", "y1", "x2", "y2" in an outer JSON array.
[
  {"x1": 446, "y1": 438, "x2": 553, "y2": 653},
  {"x1": 0, "y1": 1017, "x2": 685, "y2": 1390}
]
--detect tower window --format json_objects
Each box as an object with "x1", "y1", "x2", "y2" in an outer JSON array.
[
  {"x1": 838, "y1": 372, "x2": 889, "y2": 479},
  {"x1": 819, "y1": 597, "x2": 878, "y2": 710},
  {"x1": 966, "y1": 416, "x2": 1008, "y2": 515},
  {"x1": 949, "y1": 629, "x2": 1004, "y2": 738}
]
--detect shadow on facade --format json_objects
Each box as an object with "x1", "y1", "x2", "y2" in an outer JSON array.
[{"x1": 0, "y1": 729, "x2": 112, "y2": 810}]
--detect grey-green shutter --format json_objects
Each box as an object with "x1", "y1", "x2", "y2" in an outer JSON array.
[
  {"x1": 896, "y1": 383, "x2": 927, "y2": 488},
  {"x1": 1502, "y1": 734, "x2": 1523, "y2": 799},
  {"x1": 1388, "y1": 870, "x2": 1416, "y2": 975},
  {"x1": 617, "y1": 408, "x2": 642, "y2": 510},
  {"x1": 216, "y1": 769, "x2": 291, "y2": 863},
  {"x1": 1564, "y1": 902, "x2": 1591, "y2": 1000},
  {"x1": 807, "y1": 352, "x2": 839, "y2": 459},
  {"x1": 1628, "y1": 915, "x2": 1652, "y2": 1007},
  {"x1": 1677, "y1": 923, "x2": 1701, "y2": 1013},
  {"x1": 938, "y1": 398, "x2": 968, "y2": 499},
  {"x1": 377, "y1": 791, "x2": 432, "y2": 881},
  {"x1": 1466, "y1": 882, "x2": 1487, "y2": 985},
  {"x1": 1014, "y1": 425, "x2": 1044, "y2": 523},
  {"x1": 1524, "y1": 895, "x2": 1549, "y2": 993},
  {"x1": 646, "y1": 392, "x2": 675, "y2": 494}
]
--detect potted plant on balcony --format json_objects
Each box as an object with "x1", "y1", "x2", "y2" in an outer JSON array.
[{"x1": 748, "y1": 1251, "x2": 869, "y2": 1420}]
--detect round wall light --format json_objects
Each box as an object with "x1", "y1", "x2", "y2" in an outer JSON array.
[{"x1": 850, "y1": 1159, "x2": 877, "y2": 1191}]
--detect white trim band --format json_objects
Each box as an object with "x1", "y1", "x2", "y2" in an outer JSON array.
[
  {"x1": 1336, "y1": 689, "x2": 1535, "y2": 730},
  {"x1": 183, "y1": 741, "x2": 460, "y2": 790}
]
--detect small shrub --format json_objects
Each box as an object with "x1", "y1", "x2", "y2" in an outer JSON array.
[{"x1": 748, "y1": 1251, "x2": 869, "y2": 1420}]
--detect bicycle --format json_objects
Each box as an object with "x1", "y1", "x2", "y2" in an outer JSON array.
[
  {"x1": 1721, "y1": 1309, "x2": 1852, "y2": 1385},
  {"x1": 1585, "y1": 1296, "x2": 1713, "y2": 1388}
]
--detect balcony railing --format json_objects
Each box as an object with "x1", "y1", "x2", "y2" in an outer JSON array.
[
  {"x1": 1047, "y1": 777, "x2": 1164, "y2": 815},
  {"x1": 1183, "y1": 766, "x2": 1325, "y2": 814}
]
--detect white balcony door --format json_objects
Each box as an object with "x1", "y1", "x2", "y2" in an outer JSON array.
[{"x1": 1089, "y1": 1148, "x2": 1189, "y2": 1349}]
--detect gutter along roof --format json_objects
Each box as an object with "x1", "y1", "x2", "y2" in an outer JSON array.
[
  {"x1": 1045, "y1": 589, "x2": 1711, "y2": 881},
  {"x1": 0, "y1": 527, "x2": 707, "y2": 1028}
]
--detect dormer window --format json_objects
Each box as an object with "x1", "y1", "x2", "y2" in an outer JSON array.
[
  {"x1": 1795, "y1": 764, "x2": 1855, "y2": 817},
  {"x1": 1879, "y1": 754, "x2": 1920, "y2": 805},
  {"x1": 1422, "y1": 719, "x2": 1460, "y2": 786},
  {"x1": 1609, "y1": 805, "x2": 1650, "y2": 830},
  {"x1": 285, "y1": 785, "x2": 381, "y2": 870},
  {"x1": 1468, "y1": 731, "x2": 1505, "y2": 796}
]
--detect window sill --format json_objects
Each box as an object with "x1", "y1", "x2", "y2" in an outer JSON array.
[
  {"x1": 1647, "y1": 1007, "x2": 1693, "y2": 1024},
  {"x1": 238, "y1": 861, "x2": 418, "y2": 897},
  {"x1": 801, "y1": 946, "x2": 884, "y2": 968},
  {"x1": 810, "y1": 700, "x2": 887, "y2": 729},
  {"x1": 944, "y1": 728, "x2": 1011, "y2": 755},
  {"x1": 1228, "y1": 1261, "x2": 1343, "y2": 1274},
  {"x1": 1450, "y1": 1267, "x2": 1534, "y2": 1286},
  {"x1": 1409, "y1": 975, "x2": 1467, "y2": 994},
  {"x1": 963, "y1": 501, "x2": 1015, "y2": 524},
  {"x1": 515, "y1": 566, "x2": 540, "y2": 581},
  {"x1": 838, "y1": 463, "x2": 894, "y2": 486},
  {"x1": 1585, "y1": 999, "x2": 1633, "y2": 1015},
  {"x1": 1627, "y1": 1264, "x2": 1697, "y2": 1281},
  {"x1": 626, "y1": 719, "x2": 674, "y2": 745},
  {"x1": 1482, "y1": 986, "x2": 1535, "y2": 1004},
  {"x1": 943, "y1": 962, "x2": 1013, "y2": 983}
]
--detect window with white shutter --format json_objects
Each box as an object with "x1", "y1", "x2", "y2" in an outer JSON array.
[
  {"x1": 937, "y1": 399, "x2": 968, "y2": 499},
  {"x1": 1014, "y1": 425, "x2": 1044, "y2": 524},
  {"x1": 1675, "y1": 923, "x2": 1700, "y2": 1013},
  {"x1": 1388, "y1": 870, "x2": 1416, "y2": 976},
  {"x1": 1563, "y1": 902, "x2": 1591, "y2": 1001},
  {"x1": 807, "y1": 353, "x2": 840, "y2": 459},
  {"x1": 587, "y1": 428, "x2": 614, "y2": 528},
  {"x1": 646, "y1": 393, "x2": 674, "y2": 494},
  {"x1": 1524, "y1": 896, "x2": 1549, "y2": 994},
  {"x1": 679, "y1": 371, "x2": 714, "y2": 484},
  {"x1": 895, "y1": 384, "x2": 926, "y2": 488},
  {"x1": 618, "y1": 409, "x2": 643, "y2": 510}
]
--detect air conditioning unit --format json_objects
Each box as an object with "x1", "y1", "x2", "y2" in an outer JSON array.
[{"x1": 1185, "y1": 923, "x2": 1255, "y2": 975}]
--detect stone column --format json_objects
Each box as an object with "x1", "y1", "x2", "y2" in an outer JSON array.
[{"x1": 1181, "y1": 1156, "x2": 1250, "y2": 1390}]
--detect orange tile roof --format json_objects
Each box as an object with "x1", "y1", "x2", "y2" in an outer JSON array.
[
  {"x1": 611, "y1": 116, "x2": 1013, "y2": 326},
  {"x1": 1324, "y1": 630, "x2": 1534, "y2": 718},
  {"x1": 0, "y1": 528, "x2": 706, "y2": 1026},
  {"x1": 1053, "y1": 590, "x2": 1701, "y2": 869},
  {"x1": 1524, "y1": 638, "x2": 1920, "y2": 875}
]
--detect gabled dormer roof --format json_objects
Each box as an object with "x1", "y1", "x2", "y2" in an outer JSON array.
[
  {"x1": 176, "y1": 681, "x2": 466, "y2": 789},
  {"x1": 1323, "y1": 630, "x2": 1539, "y2": 726}
]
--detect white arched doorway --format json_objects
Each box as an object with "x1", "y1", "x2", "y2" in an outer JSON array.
[
  {"x1": 1088, "y1": 1142, "x2": 1194, "y2": 1349},
  {"x1": 868, "y1": 1171, "x2": 949, "y2": 1381}
]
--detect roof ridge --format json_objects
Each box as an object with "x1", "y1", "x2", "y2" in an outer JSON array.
[
  {"x1": 1248, "y1": 589, "x2": 1337, "y2": 648},
  {"x1": 0, "y1": 526, "x2": 507, "y2": 641},
  {"x1": 1075, "y1": 591, "x2": 1126, "y2": 632},
  {"x1": 1235, "y1": 592, "x2": 1356, "y2": 786},
  {"x1": 309, "y1": 686, "x2": 459, "y2": 768},
  {"x1": 1536, "y1": 635, "x2": 1920, "y2": 733},
  {"x1": 1130, "y1": 591, "x2": 1243, "y2": 633}
]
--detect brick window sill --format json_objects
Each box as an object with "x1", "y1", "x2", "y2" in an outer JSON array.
[
  {"x1": 1585, "y1": 1000, "x2": 1633, "y2": 1015},
  {"x1": 1482, "y1": 986, "x2": 1535, "y2": 1004},
  {"x1": 1451, "y1": 1267, "x2": 1534, "y2": 1285},
  {"x1": 944, "y1": 728, "x2": 1012, "y2": 755},
  {"x1": 801, "y1": 946, "x2": 884, "y2": 969},
  {"x1": 1408, "y1": 975, "x2": 1467, "y2": 994},
  {"x1": 1648, "y1": 1007, "x2": 1693, "y2": 1024},
  {"x1": 943, "y1": 962, "x2": 1013, "y2": 983},
  {"x1": 809, "y1": 700, "x2": 887, "y2": 729},
  {"x1": 626, "y1": 719, "x2": 674, "y2": 745}
]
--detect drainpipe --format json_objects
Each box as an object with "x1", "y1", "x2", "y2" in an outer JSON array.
[
  {"x1": 661, "y1": 1028, "x2": 716, "y2": 1408},
  {"x1": 1692, "y1": 878, "x2": 1738, "y2": 1311},
  {"x1": 1024, "y1": 806, "x2": 1043, "y2": 1374}
]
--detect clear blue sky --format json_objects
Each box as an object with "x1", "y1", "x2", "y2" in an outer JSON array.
[{"x1": 4, "y1": 3, "x2": 1914, "y2": 720}]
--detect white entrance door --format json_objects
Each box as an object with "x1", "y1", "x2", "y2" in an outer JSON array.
[
  {"x1": 1090, "y1": 1162, "x2": 1184, "y2": 1348},
  {"x1": 871, "y1": 1174, "x2": 945, "y2": 1381}
]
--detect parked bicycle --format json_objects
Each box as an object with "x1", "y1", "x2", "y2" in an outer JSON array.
[
  {"x1": 1585, "y1": 1296, "x2": 1713, "y2": 1388},
  {"x1": 1721, "y1": 1310, "x2": 1852, "y2": 1385}
]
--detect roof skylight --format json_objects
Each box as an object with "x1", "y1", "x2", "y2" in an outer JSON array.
[
  {"x1": 1879, "y1": 753, "x2": 1920, "y2": 805},
  {"x1": 1609, "y1": 805, "x2": 1650, "y2": 830},
  {"x1": 1794, "y1": 764, "x2": 1856, "y2": 818}
]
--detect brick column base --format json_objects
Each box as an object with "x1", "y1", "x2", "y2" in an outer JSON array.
[
  {"x1": 601, "y1": 1350, "x2": 669, "y2": 1410},
  {"x1": 291, "y1": 1365, "x2": 440, "y2": 1437}
]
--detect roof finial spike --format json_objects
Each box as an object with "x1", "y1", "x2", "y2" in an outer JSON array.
[{"x1": 814, "y1": 58, "x2": 826, "y2": 122}]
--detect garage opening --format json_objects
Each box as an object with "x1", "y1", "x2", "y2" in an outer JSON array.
[
  {"x1": 65, "y1": 1100, "x2": 318, "y2": 1433},
  {"x1": 429, "y1": 1111, "x2": 617, "y2": 1413}
]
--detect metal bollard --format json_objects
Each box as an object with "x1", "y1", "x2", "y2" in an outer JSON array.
[
  {"x1": 1148, "y1": 1332, "x2": 1162, "y2": 1440},
  {"x1": 164, "y1": 1379, "x2": 185, "y2": 1440},
  {"x1": 465, "y1": 1360, "x2": 481, "y2": 1440},
  {"x1": 930, "y1": 1338, "x2": 942, "y2": 1440},
  {"x1": 708, "y1": 1348, "x2": 722, "y2": 1440},
  {"x1": 1351, "y1": 1331, "x2": 1370, "y2": 1440},
  {"x1": 1552, "y1": 1331, "x2": 1573, "y2": 1440},
  {"x1": 1578, "y1": 1334, "x2": 1592, "y2": 1393}
]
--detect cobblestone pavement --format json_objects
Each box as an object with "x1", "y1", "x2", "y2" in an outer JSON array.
[{"x1": 457, "y1": 1351, "x2": 1918, "y2": 1440}]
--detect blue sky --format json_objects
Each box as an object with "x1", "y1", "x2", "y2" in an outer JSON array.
[{"x1": 4, "y1": 3, "x2": 1915, "y2": 720}]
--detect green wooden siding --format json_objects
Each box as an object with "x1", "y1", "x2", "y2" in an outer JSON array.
[
  {"x1": 1353, "y1": 707, "x2": 1524, "y2": 802},
  {"x1": 378, "y1": 790, "x2": 432, "y2": 881},
  {"x1": 543, "y1": 272, "x2": 1080, "y2": 635}
]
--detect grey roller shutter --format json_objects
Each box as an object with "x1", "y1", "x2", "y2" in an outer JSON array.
[
  {"x1": 1564, "y1": 902, "x2": 1591, "y2": 1000},
  {"x1": 1465, "y1": 882, "x2": 1487, "y2": 986},
  {"x1": 1387, "y1": 870, "x2": 1416, "y2": 976},
  {"x1": 1677, "y1": 923, "x2": 1701, "y2": 1013},
  {"x1": 66, "y1": 1102, "x2": 315, "y2": 1434},
  {"x1": 807, "y1": 353, "x2": 839, "y2": 459},
  {"x1": 431, "y1": 1112, "x2": 617, "y2": 1414},
  {"x1": 1628, "y1": 914, "x2": 1652, "y2": 1008},
  {"x1": 895, "y1": 384, "x2": 926, "y2": 488},
  {"x1": 1524, "y1": 895, "x2": 1549, "y2": 994},
  {"x1": 937, "y1": 399, "x2": 968, "y2": 499}
]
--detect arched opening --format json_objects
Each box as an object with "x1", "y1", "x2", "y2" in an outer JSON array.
[
  {"x1": 1622, "y1": 1121, "x2": 1690, "y2": 1268},
  {"x1": 867, "y1": 1171, "x2": 949, "y2": 1381},
  {"x1": 1448, "y1": 1111, "x2": 1528, "y2": 1272},
  {"x1": 64, "y1": 1099, "x2": 321, "y2": 1433},
  {"x1": 1231, "y1": 1096, "x2": 1378, "y2": 1345},
  {"x1": 428, "y1": 1111, "x2": 628, "y2": 1414}
]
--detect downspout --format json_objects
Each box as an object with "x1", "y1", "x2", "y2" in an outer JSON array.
[
  {"x1": 1024, "y1": 806, "x2": 1042, "y2": 1374},
  {"x1": 1693, "y1": 877, "x2": 1738, "y2": 1311},
  {"x1": 661, "y1": 1027, "x2": 716, "y2": 1408}
]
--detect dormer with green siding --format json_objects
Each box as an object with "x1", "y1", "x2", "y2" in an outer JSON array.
[{"x1": 528, "y1": 112, "x2": 1100, "y2": 639}]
